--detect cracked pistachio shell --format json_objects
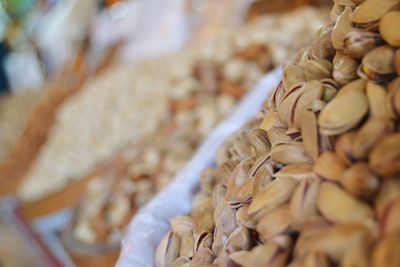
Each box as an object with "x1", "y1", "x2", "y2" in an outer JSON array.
[
  {"x1": 318, "y1": 79, "x2": 368, "y2": 136},
  {"x1": 170, "y1": 215, "x2": 193, "y2": 235},
  {"x1": 321, "y1": 78, "x2": 339, "y2": 102},
  {"x1": 225, "y1": 226, "x2": 251, "y2": 252},
  {"x1": 369, "y1": 133, "x2": 400, "y2": 177},
  {"x1": 340, "y1": 163, "x2": 380, "y2": 199},
  {"x1": 379, "y1": 198, "x2": 400, "y2": 237},
  {"x1": 270, "y1": 142, "x2": 313, "y2": 165},
  {"x1": 380, "y1": 11, "x2": 400, "y2": 46},
  {"x1": 351, "y1": 117, "x2": 393, "y2": 160},
  {"x1": 278, "y1": 84, "x2": 305, "y2": 127},
  {"x1": 194, "y1": 231, "x2": 213, "y2": 252},
  {"x1": 290, "y1": 178, "x2": 320, "y2": 230},
  {"x1": 308, "y1": 223, "x2": 371, "y2": 262},
  {"x1": 180, "y1": 230, "x2": 194, "y2": 258},
  {"x1": 257, "y1": 204, "x2": 291, "y2": 241},
  {"x1": 269, "y1": 82, "x2": 285, "y2": 111},
  {"x1": 155, "y1": 231, "x2": 181, "y2": 267},
  {"x1": 317, "y1": 182, "x2": 374, "y2": 225},
  {"x1": 366, "y1": 82, "x2": 390, "y2": 119},
  {"x1": 305, "y1": 59, "x2": 332, "y2": 81},
  {"x1": 251, "y1": 157, "x2": 273, "y2": 196},
  {"x1": 375, "y1": 179, "x2": 400, "y2": 219},
  {"x1": 309, "y1": 30, "x2": 335, "y2": 61},
  {"x1": 332, "y1": 6, "x2": 353, "y2": 50},
  {"x1": 343, "y1": 30, "x2": 382, "y2": 59},
  {"x1": 372, "y1": 233, "x2": 400, "y2": 267},
  {"x1": 274, "y1": 164, "x2": 315, "y2": 181},
  {"x1": 283, "y1": 64, "x2": 306, "y2": 91},
  {"x1": 248, "y1": 128, "x2": 270, "y2": 156},
  {"x1": 351, "y1": 0, "x2": 400, "y2": 24},
  {"x1": 301, "y1": 110, "x2": 319, "y2": 161},
  {"x1": 225, "y1": 158, "x2": 254, "y2": 203},
  {"x1": 191, "y1": 248, "x2": 215, "y2": 266},
  {"x1": 313, "y1": 152, "x2": 347, "y2": 181},
  {"x1": 248, "y1": 177, "x2": 297, "y2": 218},
  {"x1": 294, "y1": 81, "x2": 324, "y2": 129},
  {"x1": 259, "y1": 111, "x2": 281, "y2": 131},
  {"x1": 212, "y1": 206, "x2": 237, "y2": 255},
  {"x1": 267, "y1": 127, "x2": 292, "y2": 147},
  {"x1": 332, "y1": 52, "x2": 359, "y2": 85}
]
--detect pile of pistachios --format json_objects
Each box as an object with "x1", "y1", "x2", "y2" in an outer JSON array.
[{"x1": 156, "y1": 1, "x2": 400, "y2": 266}]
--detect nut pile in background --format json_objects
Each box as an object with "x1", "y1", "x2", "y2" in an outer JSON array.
[
  {"x1": 17, "y1": 7, "x2": 327, "y2": 202},
  {"x1": 66, "y1": 7, "x2": 328, "y2": 246},
  {"x1": 156, "y1": 1, "x2": 400, "y2": 267}
]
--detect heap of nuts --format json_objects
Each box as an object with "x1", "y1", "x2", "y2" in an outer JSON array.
[{"x1": 156, "y1": 0, "x2": 400, "y2": 266}]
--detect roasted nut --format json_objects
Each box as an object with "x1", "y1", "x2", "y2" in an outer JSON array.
[
  {"x1": 340, "y1": 163, "x2": 380, "y2": 198},
  {"x1": 313, "y1": 152, "x2": 346, "y2": 181}
]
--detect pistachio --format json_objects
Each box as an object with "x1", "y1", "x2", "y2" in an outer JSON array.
[
  {"x1": 267, "y1": 127, "x2": 292, "y2": 147},
  {"x1": 171, "y1": 256, "x2": 190, "y2": 267},
  {"x1": 341, "y1": 244, "x2": 370, "y2": 267},
  {"x1": 379, "y1": 198, "x2": 400, "y2": 237},
  {"x1": 274, "y1": 164, "x2": 315, "y2": 181},
  {"x1": 180, "y1": 230, "x2": 195, "y2": 258},
  {"x1": 192, "y1": 197, "x2": 215, "y2": 234},
  {"x1": 190, "y1": 248, "x2": 215, "y2": 266},
  {"x1": 330, "y1": 3, "x2": 345, "y2": 22},
  {"x1": 366, "y1": 82, "x2": 390, "y2": 119},
  {"x1": 332, "y1": 6, "x2": 353, "y2": 50},
  {"x1": 318, "y1": 79, "x2": 368, "y2": 136},
  {"x1": 290, "y1": 178, "x2": 320, "y2": 230},
  {"x1": 343, "y1": 29, "x2": 382, "y2": 59},
  {"x1": 369, "y1": 133, "x2": 400, "y2": 177},
  {"x1": 212, "y1": 205, "x2": 237, "y2": 255},
  {"x1": 358, "y1": 45, "x2": 396, "y2": 83},
  {"x1": 170, "y1": 215, "x2": 194, "y2": 235},
  {"x1": 332, "y1": 52, "x2": 359, "y2": 85},
  {"x1": 225, "y1": 158, "x2": 254, "y2": 203},
  {"x1": 375, "y1": 179, "x2": 400, "y2": 219},
  {"x1": 371, "y1": 233, "x2": 400, "y2": 267},
  {"x1": 259, "y1": 111, "x2": 280, "y2": 131},
  {"x1": 321, "y1": 79, "x2": 339, "y2": 102},
  {"x1": 313, "y1": 152, "x2": 347, "y2": 181},
  {"x1": 294, "y1": 81, "x2": 324, "y2": 129},
  {"x1": 335, "y1": 131, "x2": 356, "y2": 165},
  {"x1": 257, "y1": 204, "x2": 291, "y2": 241},
  {"x1": 236, "y1": 205, "x2": 256, "y2": 229},
  {"x1": 396, "y1": 49, "x2": 400, "y2": 76},
  {"x1": 380, "y1": 11, "x2": 400, "y2": 47},
  {"x1": 387, "y1": 78, "x2": 400, "y2": 119},
  {"x1": 194, "y1": 231, "x2": 213, "y2": 252},
  {"x1": 351, "y1": 0, "x2": 400, "y2": 24},
  {"x1": 283, "y1": 64, "x2": 306, "y2": 91},
  {"x1": 305, "y1": 59, "x2": 332, "y2": 81},
  {"x1": 308, "y1": 223, "x2": 371, "y2": 262},
  {"x1": 270, "y1": 142, "x2": 313, "y2": 165},
  {"x1": 155, "y1": 231, "x2": 181, "y2": 267},
  {"x1": 225, "y1": 226, "x2": 251, "y2": 252},
  {"x1": 248, "y1": 128, "x2": 270, "y2": 156},
  {"x1": 309, "y1": 30, "x2": 336, "y2": 61},
  {"x1": 317, "y1": 182, "x2": 374, "y2": 224},
  {"x1": 248, "y1": 177, "x2": 297, "y2": 219},
  {"x1": 245, "y1": 243, "x2": 289, "y2": 267},
  {"x1": 351, "y1": 117, "x2": 393, "y2": 160},
  {"x1": 278, "y1": 84, "x2": 305, "y2": 127},
  {"x1": 302, "y1": 251, "x2": 331, "y2": 267},
  {"x1": 340, "y1": 163, "x2": 380, "y2": 198}
]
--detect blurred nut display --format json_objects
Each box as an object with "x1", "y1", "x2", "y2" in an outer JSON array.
[
  {"x1": 17, "y1": 7, "x2": 326, "y2": 202},
  {"x1": 56, "y1": 7, "x2": 329, "y2": 248},
  {"x1": 156, "y1": 1, "x2": 400, "y2": 266}
]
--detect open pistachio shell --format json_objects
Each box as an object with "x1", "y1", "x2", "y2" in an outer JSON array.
[
  {"x1": 155, "y1": 231, "x2": 181, "y2": 267},
  {"x1": 294, "y1": 81, "x2": 324, "y2": 129}
]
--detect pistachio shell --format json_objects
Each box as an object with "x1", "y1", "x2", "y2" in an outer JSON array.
[
  {"x1": 270, "y1": 142, "x2": 313, "y2": 165},
  {"x1": 170, "y1": 216, "x2": 194, "y2": 235},
  {"x1": 303, "y1": 251, "x2": 331, "y2": 267},
  {"x1": 380, "y1": 11, "x2": 400, "y2": 46},
  {"x1": 332, "y1": 6, "x2": 353, "y2": 50},
  {"x1": 225, "y1": 158, "x2": 254, "y2": 203},
  {"x1": 396, "y1": 49, "x2": 400, "y2": 75},
  {"x1": 192, "y1": 198, "x2": 214, "y2": 234},
  {"x1": 225, "y1": 226, "x2": 251, "y2": 252},
  {"x1": 341, "y1": 244, "x2": 370, "y2": 267},
  {"x1": 248, "y1": 177, "x2": 297, "y2": 218},
  {"x1": 343, "y1": 30, "x2": 382, "y2": 59},
  {"x1": 313, "y1": 152, "x2": 346, "y2": 181},
  {"x1": 375, "y1": 179, "x2": 400, "y2": 219},
  {"x1": 301, "y1": 110, "x2": 319, "y2": 161},
  {"x1": 332, "y1": 52, "x2": 359, "y2": 85},
  {"x1": 180, "y1": 230, "x2": 195, "y2": 258},
  {"x1": 294, "y1": 81, "x2": 324, "y2": 129},
  {"x1": 236, "y1": 205, "x2": 256, "y2": 229},
  {"x1": 351, "y1": 0, "x2": 400, "y2": 24},
  {"x1": 366, "y1": 82, "x2": 390, "y2": 119},
  {"x1": 305, "y1": 59, "x2": 332, "y2": 81},
  {"x1": 372, "y1": 233, "x2": 400, "y2": 267},
  {"x1": 274, "y1": 164, "x2": 315, "y2": 181},
  {"x1": 360, "y1": 45, "x2": 396, "y2": 76},
  {"x1": 283, "y1": 64, "x2": 306, "y2": 91},
  {"x1": 369, "y1": 133, "x2": 400, "y2": 177},
  {"x1": 387, "y1": 78, "x2": 400, "y2": 119},
  {"x1": 259, "y1": 111, "x2": 280, "y2": 131},
  {"x1": 317, "y1": 182, "x2": 374, "y2": 224},
  {"x1": 379, "y1": 198, "x2": 400, "y2": 237},
  {"x1": 278, "y1": 84, "x2": 305, "y2": 127},
  {"x1": 245, "y1": 243, "x2": 289, "y2": 267},
  {"x1": 308, "y1": 223, "x2": 371, "y2": 262},
  {"x1": 191, "y1": 248, "x2": 215, "y2": 266},
  {"x1": 194, "y1": 231, "x2": 213, "y2": 252},
  {"x1": 248, "y1": 128, "x2": 270, "y2": 156},
  {"x1": 340, "y1": 162, "x2": 380, "y2": 198},
  {"x1": 318, "y1": 79, "x2": 368, "y2": 136},
  {"x1": 290, "y1": 179, "x2": 320, "y2": 230},
  {"x1": 156, "y1": 231, "x2": 181, "y2": 267},
  {"x1": 257, "y1": 204, "x2": 291, "y2": 241},
  {"x1": 171, "y1": 256, "x2": 190, "y2": 267},
  {"x1": 351, "y1": 117, "x2": 393, "y2": 159},
  {"x1": 212, "y1": 206, "x2": 237, "y2": 255},
  {"x1": 309, "y1": 30, "x2": 335, "y2": 61},
  {"x1": 267, "y1": 127, "x2": 292, "y2": 147},
  {"x1": 335, "y1": 131, "x2": 356, "y2": 165}
]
